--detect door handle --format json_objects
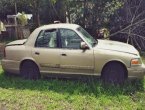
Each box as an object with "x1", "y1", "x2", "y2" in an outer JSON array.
[
  {"x1": 35, "y1": 52, "x2": 40, "y2": 55},
  {"x1": 61, "y1": 54, "x2": 67, "y2": 56}
]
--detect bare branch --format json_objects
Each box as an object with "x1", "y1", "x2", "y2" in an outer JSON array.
[
  {"x1": 132, "y1": 37, "x2": 142, "y2": 50},
  {"x1": 134, "y1": 11, "x2": 145, "y2": 21},
  {"x1": 110, "y1": 18, "x2": 145, "y2": 37},
  {"x1": 120, "y1": 32, "x2": 145, "y2": 41}
]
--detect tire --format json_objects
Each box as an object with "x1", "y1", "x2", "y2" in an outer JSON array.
[
  {"x1": 20, "y1": 61, "x2": 40, "y2": 80},
  {"x1": 101, "y1": 62, "x2": 127, "y2": 84}
]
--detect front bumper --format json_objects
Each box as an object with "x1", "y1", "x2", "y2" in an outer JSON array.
[{"x1": 127, "y1": 63, "x2": 145, "y2": 78}]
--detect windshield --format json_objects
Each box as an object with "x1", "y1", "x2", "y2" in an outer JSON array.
[{"x1": 77, "y1": 27, "x2": 97, "y2": 47}]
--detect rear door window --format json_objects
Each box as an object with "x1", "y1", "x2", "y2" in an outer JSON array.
[{"x1": 35, "y1": 29, "x2": 58, "y2": 48}]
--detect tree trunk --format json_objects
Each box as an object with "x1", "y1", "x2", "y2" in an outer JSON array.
[
  {"x1": 33, "y1": 0, "x2": 40, "y2": 28},
  {"x1": 33, "y1": 10, "x2": 40, "y2": 28}
]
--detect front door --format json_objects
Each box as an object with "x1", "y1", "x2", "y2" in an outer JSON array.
[
  {"x1": 59, "y1": 28, "x2": 94, "y2": 74},
  {"x1": 32, "y1": 29, "x2": 61, "y2": 73}
]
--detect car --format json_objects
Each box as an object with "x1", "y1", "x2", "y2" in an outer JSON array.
[{"x1": 1, "y1": 23, "x2": 145, "y2": 83}]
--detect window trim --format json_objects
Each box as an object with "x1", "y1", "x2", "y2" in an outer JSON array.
[{"x1": 34, "y1": 29, "x2": 60, "y2": 49}]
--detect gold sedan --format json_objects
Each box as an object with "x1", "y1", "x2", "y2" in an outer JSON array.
[{"x1": 1, "y1": 23, "x2": 145, "y2": 83}]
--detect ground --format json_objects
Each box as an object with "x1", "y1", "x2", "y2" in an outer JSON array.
[{"x1": 0, "y1": 68, "x2": 145, "y2": 110}]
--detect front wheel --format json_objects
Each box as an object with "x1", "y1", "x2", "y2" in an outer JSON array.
[
  {"x1": 101, "y1": 62, "x2": 127, "y2": 84},
  {"x1": 20, "y1": 61, "x2": 40, "y2": 80}
]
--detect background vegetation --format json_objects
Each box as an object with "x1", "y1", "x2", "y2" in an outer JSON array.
[{"x1": 0, "y1": 0, "x2": 145, "y2": 50}]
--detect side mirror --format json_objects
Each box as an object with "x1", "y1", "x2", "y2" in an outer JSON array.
[{"x1": 81, "y1": 42, "x2": 89, "y2": 50}]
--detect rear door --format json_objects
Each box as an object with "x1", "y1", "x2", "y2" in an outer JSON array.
[{"x1": 32, "y1": 29, "x2": 61, "y2": 73}]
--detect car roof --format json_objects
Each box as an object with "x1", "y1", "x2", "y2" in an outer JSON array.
[{"x1": 38, "y1": 23, "x2": 80, "y2": 30}]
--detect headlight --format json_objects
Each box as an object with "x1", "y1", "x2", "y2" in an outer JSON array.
[{"x1": 131, "y1": 58, "x2": 142, "y2": 66}]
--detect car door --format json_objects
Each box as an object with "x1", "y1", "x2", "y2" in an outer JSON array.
[
  {"x1": 32, "y1": 29, "x2": 61, "y2": 74},
  {"x1": 59, "y1": 28, "x2": 94, "y2": 74}
]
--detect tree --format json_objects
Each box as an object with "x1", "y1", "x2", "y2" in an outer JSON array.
[
  {"x1": 64, "y1": 0, "x2": 123, "y2": 36},
  {"x1": 21, "y1": 0, "x2": 59, "y2": 27},
  {"x1": 0, "y1": 0, "x2": 58, "y2": 27},
  {"x1": 109, "y1": 0, "x2": 145, "y2": 50}
]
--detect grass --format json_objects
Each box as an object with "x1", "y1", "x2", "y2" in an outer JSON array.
[{"x1": 0, "y1": 66, "x2": 144, "y2": 110}]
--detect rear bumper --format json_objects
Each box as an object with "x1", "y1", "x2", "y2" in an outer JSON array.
[
  {"x1": 127, "y1": 63, "x2": 145, "y2": 79},
  {"x1": 1, "y1": 59, "x2": 20, "y2": 74}
]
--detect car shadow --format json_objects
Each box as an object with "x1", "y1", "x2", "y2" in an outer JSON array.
[{"x1": 0, "y1": 71, "x2": 144, "y2": 97}]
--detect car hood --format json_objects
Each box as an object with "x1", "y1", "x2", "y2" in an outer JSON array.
[
  {"x1": 95, "y1": 40, "x2": 139, "y2": 55},
  {"x1": 7, "y1": 39, "x2": 27, "y2": 46}
]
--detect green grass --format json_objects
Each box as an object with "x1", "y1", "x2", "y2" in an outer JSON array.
[{"x1": 0, "y1": 66, "x2": 144, "y2": 110}]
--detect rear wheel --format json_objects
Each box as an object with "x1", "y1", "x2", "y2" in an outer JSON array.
[
  {"x1": 20, "y1": 61, "x2": 40, "y2": 80},
  {"x1": 101, "y1": 62, "x2": 127, "y2": 84}
]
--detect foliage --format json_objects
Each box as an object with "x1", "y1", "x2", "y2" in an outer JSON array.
[
  {"x1": 1, "y1": 0, "x2": 145, "y2": 50},
  {"x1": 17, "y1": 12, "x2": 28, "y2": 26},
  {"x1": 63, "y1": 0, "x2": 123, "y2": 36},
  {"x1": 0, "y1": 0, "x2": 14, "y2": 17},
  {"x1": 103, "y1": 0, "x2": 124, "y2": 23},
  {"x1": 0, "y1": 0, "x2": 58, "y2": 27}
]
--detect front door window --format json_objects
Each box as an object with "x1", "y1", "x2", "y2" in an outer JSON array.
[{"x1": 60, "y1": 29, "x2": 82, "y2": 49}]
